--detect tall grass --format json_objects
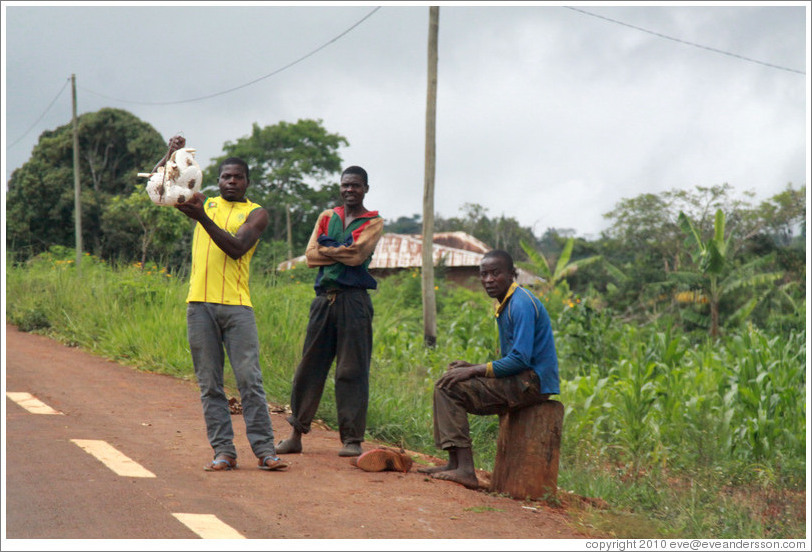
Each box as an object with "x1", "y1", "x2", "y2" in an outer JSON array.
[{"x1": 6, "y1": 249, "x2": 806, "y2": 538}]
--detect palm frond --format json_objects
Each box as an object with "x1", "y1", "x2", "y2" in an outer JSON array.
[
  {"x1": 678, "y1": 211, "x2": 704, "y2": 252},
  {"x1": 679, "y1": 306, "x2": 709, "y2": 328},
  {"x1": 561, "y1": 254, "x2": 603, "y2": 278},
  {"x1": 720, "y1": 272, "x2": 783, "y2": 299},
  {"x1": 553, "y1": 237, "x2": 574, "y2": 279},
  {"x1": 712, "y1": 209, "x2": 727, "y2": 257},
  {"x1": 667, "y1": 271, "x2": 705, "y2": 286},
  {"x1": 603, "y1": 261, "x2": 630, "y2": 283},
  {"x1": 519, "y1": 239, "x2": 551, "y2": 280},
  {"x1": 726, "y1": 296, "x2": 760, "y2": 327}
]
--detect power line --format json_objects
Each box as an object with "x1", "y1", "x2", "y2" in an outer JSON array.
[
  {"x1": 566, "y1": 6, "x2": 805, "y2": 76},
  {"x1": 7, "y1": 78, "x2": 71, "y2": 149},
  {"x1": 80, "y1": 7, "x2": 381, "y2": 106}
]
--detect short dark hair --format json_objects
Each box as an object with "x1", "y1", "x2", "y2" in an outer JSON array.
[
  {"x1": 219, "y1": 157, "x2": 250, "y2": 180},
  {"x1": 342, "y1": 165, "x2": 368, "y2": 187},
  {"x1": 482, "y1": 249, "x2": 515, "y2": 272}
]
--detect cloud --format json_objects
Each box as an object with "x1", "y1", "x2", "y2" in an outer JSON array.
[{"x1": 3, "y1": 3, "x2": 807, "y2": 239}]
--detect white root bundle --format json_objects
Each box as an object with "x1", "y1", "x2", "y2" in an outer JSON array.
[{"x1": 137, "y1": 147, "x2": 203, "y2": 206}]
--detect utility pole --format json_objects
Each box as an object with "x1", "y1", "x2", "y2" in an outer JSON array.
[
  {"x1": 422, "y1": 6, "x2": 439, "y2": 347},
  {"x1": 71, "y1": 73, "x2": 83, "y2": 267}
]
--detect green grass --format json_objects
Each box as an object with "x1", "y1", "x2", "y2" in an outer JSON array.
[{"x1": 5, "y1": 248, "x2": 807, "y2": 539}]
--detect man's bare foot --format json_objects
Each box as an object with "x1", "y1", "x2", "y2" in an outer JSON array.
[
  {"x1": 276, "y1": 437, "x2": 302, "y2": 454},
  {"x1": 430, "y1": 469, "x2": 480, "y2": 490},
  {"x1": 417, "y1": 464, "x2": 452, "y2": 474}
]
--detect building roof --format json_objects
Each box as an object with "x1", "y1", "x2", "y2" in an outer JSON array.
[{"x1": 276, "y1": 231, "x2": 542, "y2": 286}]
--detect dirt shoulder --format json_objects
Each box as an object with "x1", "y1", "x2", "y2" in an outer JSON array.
[{"x1": 4, "y1": 323, "x2": 597, "y2": 540}]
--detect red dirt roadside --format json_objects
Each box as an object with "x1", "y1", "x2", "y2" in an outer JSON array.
[{"x1": 4, "y1": 323, "x2": 597, "y2": 540}]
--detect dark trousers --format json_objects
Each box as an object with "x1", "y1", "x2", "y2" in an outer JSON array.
[
  {"x1": 432, "y1": 370, "x2": 549, "y2": 450},
  {"x1": 287, "y1": 289, "x2": 373, "y2": 444}
]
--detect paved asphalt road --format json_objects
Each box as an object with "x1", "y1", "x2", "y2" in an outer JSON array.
[{"x1": 3, "y1": 323, "x2": 585, "y2": 545}]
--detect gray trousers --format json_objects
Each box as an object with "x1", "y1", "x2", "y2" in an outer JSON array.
[
  {"x1": 287, "y1": 289, "x2": 373, "y2": 445},
  {"x1": 187, "y1": 302, "x2": 276, "y2": 459},
  {"x1": 432, "y1": 369, "x2": 549, "y2": 450}
]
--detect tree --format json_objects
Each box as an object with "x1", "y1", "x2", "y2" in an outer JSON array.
[
  {"x1": 490, "y1": 214, "x2": 539, "y2": 262},
  {"x1": 432, "y1": 203, "x2": 536, "y2": 262},
  {"x1": 204, "y1": 119, "x2": 348, "y2": 258},
  {"x1": 385, "y1": 214, "x2": 422, "y2": 234},
  {"x1": 674, "y1": 209, "x2": 783, "y2": 339},
  {"x1": 6, "y1": 108, "x2": 167, "y2": 260},
  {"x1": 751, "y1": 184, "x2": 806, "y2": 247},
  {"x1": 102, "y1": 190, "x2": 192, "y2": 267},
  {"x1": 602, "y1": 184, "x2": 758, "y2": 276},
  {"x1": 5, "y1": 158, "x2": 75, "y2": 258},
  {"x1": 596, "y1": 184, "x2": 774, "y2": 317}
]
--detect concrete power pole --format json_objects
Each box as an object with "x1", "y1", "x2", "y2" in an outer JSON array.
[
  {"x1": 71, "y1": 73, "x2": 83, "y2": 267},
  {"x1": 422, "y1": 6, "x2": 439, "y2": 347}
]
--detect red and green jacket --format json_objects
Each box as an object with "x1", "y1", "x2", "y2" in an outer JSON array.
[{"x1": 305, "y1": 206, "x2": 383, "y2": 293}]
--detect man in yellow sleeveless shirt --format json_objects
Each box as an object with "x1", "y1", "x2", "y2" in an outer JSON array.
[{"x1": 175, "y1": 147, "x2": 288, "y2": 472}]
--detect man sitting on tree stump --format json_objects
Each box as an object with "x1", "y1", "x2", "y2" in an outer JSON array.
[{"x1": 418, "y1": 250, "x2": 560, "y2": 489}]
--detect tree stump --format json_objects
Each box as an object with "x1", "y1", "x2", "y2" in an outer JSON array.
[{"x1": 490, "y1": 400, "x2": 564, "y2": 500}]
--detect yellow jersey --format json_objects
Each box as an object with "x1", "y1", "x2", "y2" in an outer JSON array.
[{"x1": 186, "y1": 196, "x2": 262, "y2": 307}]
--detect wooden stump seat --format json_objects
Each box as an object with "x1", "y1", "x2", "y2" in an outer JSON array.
[{"x1": 490, "y1": 400, "x2": 564, "y2": 500}]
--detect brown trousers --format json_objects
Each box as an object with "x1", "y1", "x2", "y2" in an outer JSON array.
[{"x1": 432, "y1": 369, "x2": 549, "y2": 450}]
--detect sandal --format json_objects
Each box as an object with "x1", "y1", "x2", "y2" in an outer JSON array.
[
  {"x1": 204, "y1": 454, "x2": 237, "y2": 471},
  {"x1": 259, "y1": 455, "x2": 290, "y2": 471}
]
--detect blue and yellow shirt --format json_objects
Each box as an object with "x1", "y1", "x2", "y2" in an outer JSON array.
[{"x1": 487, "y1": 282, "x2": 560, "y2": 394}]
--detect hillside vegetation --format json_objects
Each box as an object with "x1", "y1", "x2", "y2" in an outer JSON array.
[{"x1": 6, "y1": 250, "x2": 805, "y2": 538}]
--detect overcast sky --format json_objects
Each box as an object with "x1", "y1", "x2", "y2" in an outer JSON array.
[{"x1": 2, "y1": 1, "x2": 809, "y2": 239}]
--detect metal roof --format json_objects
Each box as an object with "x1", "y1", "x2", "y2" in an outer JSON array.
[
  {"x1": 371, "y1": 232, "x2": 487, "y2": 269},
  {"x1": 277, "y1": 232, "x2": 489, "y2": 270},
  {"x1": 277, "y1": 232, "x2": 542, "y2": 286}
]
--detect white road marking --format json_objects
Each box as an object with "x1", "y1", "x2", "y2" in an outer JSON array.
[
  {"x1": 172, "y1": 513, "x2": 246, "y2": 539},
  {"x1": 70, "y1": 439, "x2": 156, "y2": 478},
  {"x1": 6, "y1": 392, "x2": 64, "y2": 415}
]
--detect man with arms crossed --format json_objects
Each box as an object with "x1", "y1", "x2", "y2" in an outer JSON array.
[{"x1": 276, "y1": 165, "x2": 383, "y2": 458}]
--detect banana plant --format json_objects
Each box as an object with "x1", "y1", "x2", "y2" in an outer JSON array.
[
  {"x1": 519, "y1": 237, "x2": 624, "y2": 296},
  {"x1": 519, "y1": 237, "x2": 600, "y2": 294},
  {"x1": 676, "y1": 210, "x2": 783, "y2": 338}
]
